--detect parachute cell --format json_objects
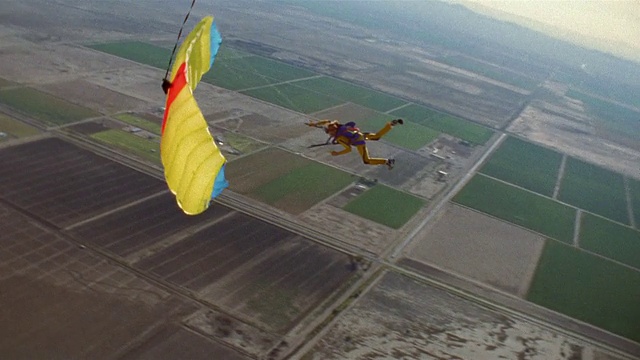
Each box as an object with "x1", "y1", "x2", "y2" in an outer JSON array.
[{"x1": 161, "y1": 16, "x2": 228, "y2": 215}]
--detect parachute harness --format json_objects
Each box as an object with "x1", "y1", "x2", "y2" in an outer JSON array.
[{"x1": 163, "y1": 0, "x2": 198, "y2": 92}]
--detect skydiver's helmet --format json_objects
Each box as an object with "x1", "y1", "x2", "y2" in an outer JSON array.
[{"x1": 324, "y1": 121, "x2": 340, "y2": 137}]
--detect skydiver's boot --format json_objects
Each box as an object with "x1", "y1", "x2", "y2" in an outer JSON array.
[
  {"x1": 386, "y1": 158, "x2": 395, "y2": 170},
  {"x1": 391, "y1": 119, "x2": 404, "y2": 126}
]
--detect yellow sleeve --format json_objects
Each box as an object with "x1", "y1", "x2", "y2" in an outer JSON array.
[{"x1": 307, "y1": 119, "x2": 332, "y2": 127}]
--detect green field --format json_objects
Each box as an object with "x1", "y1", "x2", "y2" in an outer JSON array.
[
  {"x1": 0, "y1": 114, "x2": 40, "y2": 140},
  {"x1": 527, "y1": 240, "x2": 640, "y2": 343},
  {"x1": 566, "y1": 89, "x2": 640, "y2": 139},
  {"x1": 558, "y1": 157, "x2": 628, "y2": 224},
  {"x1": 241, "y1": 83, "x2": 345, "y2": 114},
  {"x1": 88, "y1": 41, "x2": 171, "y2": 69},
  {"x1": 293, "y1": 76, "x2": 408, "y2": 112},
  {"x1": 390, "y1": 104, "x2": 493, "y2": 145},
  {"x1": 253, "y1": 161, "x2": 353, "y2": 214},
  {"x1": 453, "y1": 174, "x2": 576, "y2": 243},
  {"x1": 225, "y1": 55, "x2": 316, "y2": 82},
  {"x1": 343, "y1": 185, "x2": 425, "y2": 229},
  {"x1": 0, "y1": 87, "x2": 100, "y2": 126},
  {"x1": 357, "y1": 113, "x2": 440, "y2": 150},
  {"x1": 214, "y1": 46, "x2": 251, "y2": 62},
  {"x1": 91, "y1": 129, "x2": 160, "y2": 164},
  {"x1": 579, "y1": 213, "x2": 640, "y2": 270},
  {"x1": 205, "y1": 62, "x2": 281, "y2": 90},
  {"x1": 480, "y1": 137, "x2": 562, "y2": 197},
  {"x1": 630, "y1": 178, "x2": 640, "y2": 227},
  {"x1": 114, "y1": 113, "x2": 162, "y2": 134}
]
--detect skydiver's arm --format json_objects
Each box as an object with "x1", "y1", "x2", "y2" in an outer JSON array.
[
  {"x1": 305, "y1": 119, "x2": 332, "y2": 128},
  {"x1": 331, "y1": 138, "x2": 351, "y2": 156}
]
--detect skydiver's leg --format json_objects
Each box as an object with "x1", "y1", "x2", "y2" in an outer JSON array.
[
  {"x1": 356, "y1": 144, "x2": 387, "y2": 165},
  {"x1": 364, "y1": 119, "x2": 403, "y2": 141},
  {"x1": 364, "y1": 123, "x2": 391, "y2": 141},
  {"x1": 364, "y1": 119, "x2": 404, "y2": 141}
]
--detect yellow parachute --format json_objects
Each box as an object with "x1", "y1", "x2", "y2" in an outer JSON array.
[{"x1": 161, "y1": 16, "x2": 227, "y2": 215}]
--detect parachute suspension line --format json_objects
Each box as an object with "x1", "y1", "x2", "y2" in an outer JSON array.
[{"x1": 164, "y1": 0, "x2": 197, "y2": 81}]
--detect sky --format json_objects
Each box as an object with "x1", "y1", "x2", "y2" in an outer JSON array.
[{"x1": 450, "y1": 0, "x2": 640, "y2": 63}]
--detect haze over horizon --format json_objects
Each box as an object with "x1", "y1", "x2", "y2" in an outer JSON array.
[{"x1": 450, "y1": 0, "x2": 640, "y2": 64}]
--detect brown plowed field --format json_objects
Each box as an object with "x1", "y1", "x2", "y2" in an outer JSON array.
[
  {"x1": 0, "y1": 137, "x2": 166, "y2": 228},
  {"x1": 0, "y1": 136, "x2": 359, "y2": 357}
]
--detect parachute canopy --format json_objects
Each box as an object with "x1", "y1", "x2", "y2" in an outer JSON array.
[{"x1": 161, "y1": 16, "x2": 228, "y2": 215}]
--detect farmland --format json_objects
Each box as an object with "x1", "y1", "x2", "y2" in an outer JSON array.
[
  {"x1": 453, "y1": 174, "x2": 576, "y2": 243},
  {"x1": 343, "y1": 184, "x2": 425, "y2": 229},
  {"x1": 91, "y1": 129, "x2": 160, "y2": 164},
  {"x1": 0, "y1": 114, "x2": 41, "y2": 140},
  {"x1": 558, "y1": 157, "x2": 629, "y2": 224},
  {"x1": 579, "y1": 213, "x2": 640, "y2": 270},
  {"x1": 480, "y1": 136, "x2": 562, "y2": 197},
  {"x1": 390, "y1": 103, "x2": 494, "y2": 145},
  {"x1": 527, "y1": 240, "x2": 640, "y2": 343},
  {"x1": 2, "y1": 1, "x2": 640, "y2": 357},
  {"x1": 0, "y1": 87, "x2": 100, "y2": 126}
]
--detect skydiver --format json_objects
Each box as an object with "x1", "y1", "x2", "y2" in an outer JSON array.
[{"x1": 305, "y1": 118, "x2": 403, "y2": 170}]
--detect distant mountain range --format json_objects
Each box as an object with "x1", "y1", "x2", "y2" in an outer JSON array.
[{"x1": 453, "y1": 0, "x2": 640, "y2": 65}]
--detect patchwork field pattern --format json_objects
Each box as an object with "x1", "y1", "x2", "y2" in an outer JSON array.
[
  {"x1": 527, "y1": 240, "x2": 640, "y2": 343},
  {"x1": 451, "y1": 135, "x2": 640, "y2": 344},
  {"x1": 579, "y1": 213, "x2": 640, "y2": 270},
  {"x1": 225, "y1": 147, "x2": 355, "y2": 214},
  {"x1": 0, "y1": 87, "x2": 100, "y2": 126},
  {"x1": 453, "y1": 174, "x2": 576, "y2": 244},
  {"x1": 1, "y1": 137, "x2": 360, "y2": 358},
  {"x1": 390, "y1": 103, "x2": 494, "y2": 145},
  {"x1": 480, "y1": 136, "x2": 562, "y2": 197},
  {"x1": 558, "y1": 157, "x2": 629, "y2": 224},
  {"x1": 87, "y1": 41, "x2": 497, "y2": 148},
  {"x1": 3, "y1": 32, "x2": 637, "y2": 356}
]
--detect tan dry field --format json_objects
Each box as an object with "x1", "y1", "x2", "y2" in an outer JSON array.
[
  {"x1": 84, "y1": 66, "x2": 169, "y2": 106},
  {"x1": 403, "y1": 203, "x2": 546, "y2": 297},
  {"x1": 412, "y1": 56, "x2": 532, "y2": 96},
  {"x1": 311, "y1": 102, "x2": 383, "y2": 121},
  {"x1": 299, "y1": 203, "x2": 396, "y2": 255},
  {"x1": 206, "y1": 93, "x2": 313, "y2": 143},
  {"x1": 305, "y1": 271, "x2": 629, "y2": 360},
  {"x1": 39, "y1": 79, "x2": 148, "y2": 115},
  {"x1": 0, "y1": 41, "x2": 143, "y2": 85}
]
